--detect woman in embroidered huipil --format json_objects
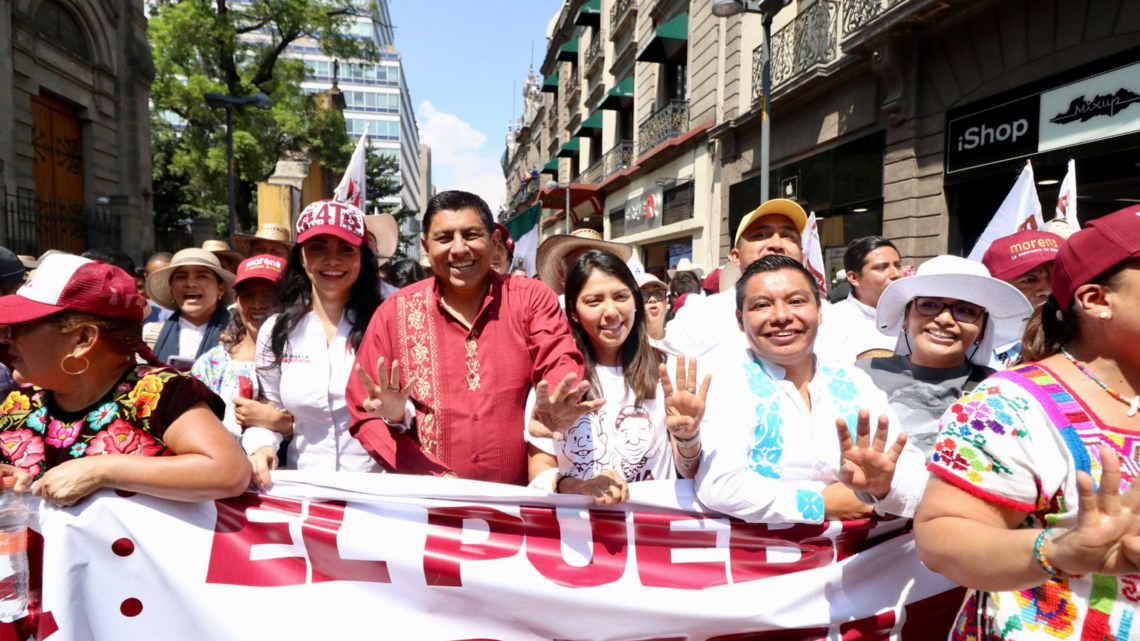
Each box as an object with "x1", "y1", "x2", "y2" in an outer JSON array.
[
  {"x1": 525, "y1": 250, "x2": 709, "y2": 504},
  {"x1": 243, "y1": 200, "x2": 386, "y2": 487},
  {"x1": 915, "y1": 206, "x2": 1140, "y2": 641},
  {"x1": 0, "y1": 255, "x2": 250, "y2": 505}
]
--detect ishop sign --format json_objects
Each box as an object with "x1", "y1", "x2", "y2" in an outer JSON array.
[{"x1": 946, "y1": 58, "x2": 1140, "y2": 174}]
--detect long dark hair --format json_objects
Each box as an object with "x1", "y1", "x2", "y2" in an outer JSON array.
[
  {"x1": 1021, "y1": 261, "x2": 1131, "y2": 363},
  {"x1": 564, "y1": 249, "x2": 663, "y2": 406},
  {"x1": 265, "y1": 239, "x2": 382, "y2": 369}
]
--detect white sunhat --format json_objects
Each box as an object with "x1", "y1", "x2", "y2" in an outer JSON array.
[{"x1": 875, "y1": 255, "x2": 1033, "y2": 367}]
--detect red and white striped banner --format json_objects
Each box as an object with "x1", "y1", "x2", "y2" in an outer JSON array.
[{"x1": 12, "y1": 474, "x2": 963, "y2": 640}]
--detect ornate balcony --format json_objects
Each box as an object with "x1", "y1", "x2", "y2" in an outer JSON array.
[
  {"x1": 610, "y1": 0, "x2": 636, "y2": 39},
  {"x1": 841, "y1": 0, "x2": 905, "y2": 36},
  {"x1": 637, "y1": 100, "x2": 689, "y2": 156},
  {"x1": 564, "y1": 67, "x2": 580, "y2": 103},
  {"x1": 575, "y1": 141, "x2": 634, "y2": 185},
  {"x1": 584, "y1": 31, "x2": 604, "y2": 74},
  {"x1": 752, "y1": 0, "x2": 838, "y2": 97}
]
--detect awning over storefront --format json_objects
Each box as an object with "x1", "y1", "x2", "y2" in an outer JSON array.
[
  {"x1": 557, "y1": 39, "x2": 580, "y2": 63},
  {"x1": 541, "y1": 74, "x2": 559, "y2": 93},
  {"x1": 574, "y1": 111, "x2": 603, "y2": 137},
  {"x1": 538, "y1": 184, "x2": 605, "y2": 225},
  {"x1": 636, "y1": 12, "x2": 688, "y2": 63},
  {"x1": 574, "y1": 0, "x2": 601, "y2": 26},
  {"x1": 539, "y1": 159, "x2": 560, "y2": 175},
  {"x1": 598, "y1": 76, "x2": 634, "y2": 111},
  {"x1": 557, "y1": 138, "x2": 581, "y2": 157}
]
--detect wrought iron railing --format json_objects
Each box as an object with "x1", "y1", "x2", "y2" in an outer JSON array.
[
  {"x1": 584, "y1": 31, "x2": 605, "y2": 71},
  {"x1": 841, "y1": 0, "x2": 904, "y2": 36},
  {"x1": 768, "y1": 0, "x2": 839, "y2": 89},
  {"x1": 525, "y1": 177, "x2": 539, "y2": 201},
  {"x1": 565, "y1": 67, "x2": 580, "y2": 102},
  {"x1": 575, "y1": 141, "x2": 634, "y2": 184},
  {"x1": 610, "y1": 0, "x2": 635, "y2": 37},
  {"x1": 3, "y1": 194, "x2": 121, "y2": 256},
  {"x1": 637, "y1": 100, "x2": 689, "y2": 156}
]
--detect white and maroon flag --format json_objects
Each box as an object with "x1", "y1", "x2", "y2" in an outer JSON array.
[
  {"x1": 1054, "y1": 159, "x2": 1078, "y2": 226},
  {"x1": 16, "y1": 474, "x2": 963, "y2": 640},
  {"x1": 334, "y1": 122, "x2": 370, "y2": 209},
  {"x1": 968, "y1": 160, "x2": 1044, "y2": 261},
  {"x1": 802, "y1": 212, "x2": 829, "y2": 297}
]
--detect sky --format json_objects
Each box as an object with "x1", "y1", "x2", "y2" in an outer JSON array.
[{"x1": 387, "y1": 0, "x2": 563, "y2": 213}]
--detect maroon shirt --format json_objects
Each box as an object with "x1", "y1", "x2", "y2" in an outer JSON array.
[{"x1": 348, "y1": 271, "x2": 584, "y2": 485}]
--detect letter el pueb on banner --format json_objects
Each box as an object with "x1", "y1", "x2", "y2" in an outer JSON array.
[{"x1": 17, "y1": 473, "x2": 962, "y2": 641}]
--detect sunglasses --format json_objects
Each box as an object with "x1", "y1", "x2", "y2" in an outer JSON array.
[
  {"x1": 641, "y1": 289, "x2": 668, "y2": 303},
  {"x1": 910, "y1": 297, "x2": 986, "y2": 324}
]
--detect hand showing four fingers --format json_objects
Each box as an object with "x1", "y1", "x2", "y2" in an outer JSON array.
[
  {"x1": 835, "y1": 409, "x2": 907, "y2": 500},
  {"x1": 354, "y1": 356, "x2": 418, "y2": 424},
  {"x1": 658, "y1": 354, "x2": 711, "y2": 442}
]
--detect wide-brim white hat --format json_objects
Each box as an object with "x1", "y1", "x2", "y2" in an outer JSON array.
[
  {"x1": 875, "y1": 255, "x2": 1032, "y2": 366},
  {"x1": 536, "y1": 230, "x2": 633, "y2": 295},
  {"x1": 364, "y1": 214, "x2": 399, "y2": 266},
  {"x1": 146, "y1": 248, "x2": 236, "y2": 311},
  {"x1": 667, "y1": 258, "x2": 705, "y2": 279}
]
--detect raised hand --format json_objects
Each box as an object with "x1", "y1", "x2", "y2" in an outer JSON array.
[
  {"x1": 528, "y1": 373, "x2": 606, "y2": 441},
  {"x1": 658, "y1": 354, "x2": 711, "y2": 442},
  {"x1": 836, "y1": 409, "x2": 907, "y2": 500},
  {"x1": 354, "y1": 356, "x2": 418, "y2": 425},
  {"x1": 1047, "y1": 446, "x2": 1140, "y2": 577}
]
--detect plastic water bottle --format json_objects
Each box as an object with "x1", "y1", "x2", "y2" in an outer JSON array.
[{"x1": 0, "y1": 476, "x2": 30, "y2": 621}]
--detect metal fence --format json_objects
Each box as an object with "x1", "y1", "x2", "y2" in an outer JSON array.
[
  {"x1": 576, "y1": 141, "x2": 634, "y2": 185},
  {"x1": 3, "y1": 194, "x2": 121, "y2": 256},
  {"x1": 637, "y1": 100, "x2": 690, "y2": 156}
]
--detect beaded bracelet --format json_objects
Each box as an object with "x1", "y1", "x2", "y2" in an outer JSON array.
[{"x1": 1034, "y1": 528, "x2": 1082, "y2": 580}]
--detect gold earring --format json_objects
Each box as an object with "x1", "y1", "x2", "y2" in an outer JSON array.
[{"x1": 61, "y1": 354, "x2": 90, "y2": 376}]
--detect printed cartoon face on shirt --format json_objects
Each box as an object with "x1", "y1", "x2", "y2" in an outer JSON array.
[
  {"x1": 612, "y1": 406, "x2": 656, "y2": 468},
  {"x1": 562, "y1": 414, "x2": 608, "y2": 479}
]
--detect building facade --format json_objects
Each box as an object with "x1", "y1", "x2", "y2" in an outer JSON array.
[
  {"x1": 503, "y1": 0, "x2": 1140, "y2": 277},
  {"x1": 0, "y1": 0, "x2": 154, "y2": 260}
]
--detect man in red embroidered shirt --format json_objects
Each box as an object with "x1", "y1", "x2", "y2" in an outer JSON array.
[{"x1": 347, "y1": 190, "x2": 590, "y2": 485}]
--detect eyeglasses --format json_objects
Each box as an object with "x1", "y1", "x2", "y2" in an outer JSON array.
[
  {"x1": 641, "y1": 289, "x2": 668, "y2": 303},
  {"x1": 910, "y1": 297, "x2": 986, "y2": 324},
  {"x1": 0, "y1": 323, "x2": 29, "y2": 341}
]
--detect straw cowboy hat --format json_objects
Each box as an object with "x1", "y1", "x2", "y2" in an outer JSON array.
[
  {"x1": 667, "y1": 257, "x2": 706, "y2": 279},
  {"x1": 363, "y1": 214, "x2": 399, "y2": 266},
  {"x1": 536, "y1": 229, "x2": 633, "y2": 295},
  {"x1": 875, "y1": 255, "x2": 1033, "y2": 367},
  {"x1": 231, "y1": 223, "x2": 295, "y2": 257},
  {"x1": 146, "y1": 248, "x2": 236, "y2": 311},
  {"x1": 201, "y1": 240, "x2": 244, "y2": 267}
]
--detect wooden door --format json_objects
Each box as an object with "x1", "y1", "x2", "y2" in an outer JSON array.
[{"x1": 30, "y1": 94, "x2": 85, "y2": 254}]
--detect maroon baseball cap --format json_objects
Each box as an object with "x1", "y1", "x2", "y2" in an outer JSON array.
[
  {"x1": 1052, "y1": 204, "x2": 1140, "y2": 311},
  {"x1": 296, "y1": 200, "x2": 366, "y2": 247},
  {"x1": 494, "y1": 223, "x2": 515, "y2": 255},
  {"x1": 233, "y1": 255, "x2": 285, "y2": 287},
  {"x1": 0, "y1": 254, "x2": 146, "y2": 323},
  {"x1": 981, "y1": 230, "x2": 1063, "y2": 281},
  {"x1": 703, "y1": 267, "x2": 722, "y2": 293}
]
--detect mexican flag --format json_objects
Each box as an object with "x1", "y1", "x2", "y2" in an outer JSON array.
[{"x1": 504, "y1": 203, "x2": 541, "y2": 277}]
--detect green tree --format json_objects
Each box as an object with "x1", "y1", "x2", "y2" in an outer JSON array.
[
  {"x1": 148, "y1": 0, "x2": 373, "y2": 234},
  {"x1": 365, "y1": 150, "x2": 419, "y2": 257}
]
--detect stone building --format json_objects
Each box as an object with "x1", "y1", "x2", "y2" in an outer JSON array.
[
  {"x1": 0, "y1": 0, "x2": 154, "y2": 259},
  {"x1": 504, "y1": 0, "x2": 1140, "y2": 274}
]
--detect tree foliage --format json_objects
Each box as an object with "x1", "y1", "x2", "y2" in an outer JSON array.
[
  {"x1": 148, "y1": 0, "x2": 375, "y2": 234},
  {"x1": 365, "y1": 151, "x2": 419, "y2": 257}
]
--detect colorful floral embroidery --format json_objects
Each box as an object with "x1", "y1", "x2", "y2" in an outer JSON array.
[
  {"x1": 744, "y1": 359, "x2": 784, "y2": 479},
  {"x1": 25, "y1": 407, "x2": 47, "y2": 434},
  {"x1": 45, "y1": 420, "x2": 82, "y2": 449},
  {"x1": 0, "y1": 393, "x2": 30, "y2": 415},
  {"x1": 85, "y1": 420, "x2": 164, "y2": 457},
  {"x1": 128, "y1": 374, "x2": 165, "y2": 418},
  {"x1": 1012, "y1": 580, "x2": 1078, "y2": 637},
  {"x1": 795, "y1": 489, "x2": 824, "y2": 523},
  {"x1": 69, "y1": 442, "x2": 87, "y2": 457},
  {"x1": 0, "y1": 429, "x2": 45, "y2": 478},
  {"x1": 85, "y1": 402, "x2": 118, "y2": 431}
]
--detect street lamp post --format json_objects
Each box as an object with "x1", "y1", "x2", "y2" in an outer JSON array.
[
  {"x1": 204, "y1": 92, "x2": 273, "y2": 237},
  {"x1": 711, "y1": 0, "x2": 791, "y2": 202},
  {"x1": 547, "y1": 180, "x2": 572, "y2": 234}
]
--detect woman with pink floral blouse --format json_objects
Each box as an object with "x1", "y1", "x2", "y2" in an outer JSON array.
[{"x1": 0, "y1": 255, "x2": 249, "y2": 506}]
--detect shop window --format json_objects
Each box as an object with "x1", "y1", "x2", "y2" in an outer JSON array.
[
  {"x1": 34, "y1": 1, "x2": 89, "y2": 59},
  {"x1": 609, "y1": 207, "x2": 625, "y2": 239},
  {"x1": 662, "y1": 182, "x2": 694, "y2": 226}
]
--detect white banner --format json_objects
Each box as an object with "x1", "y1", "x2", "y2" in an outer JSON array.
[{"x1": 13, "y1": 474, "x2": 963, "y2": 641}]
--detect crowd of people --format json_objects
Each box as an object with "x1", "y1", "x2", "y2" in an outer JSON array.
[{"x1": 0, "y1": 188, "x2": 1136, "y2": 639}]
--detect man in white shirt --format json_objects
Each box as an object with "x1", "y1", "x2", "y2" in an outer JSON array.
[
  {"x1": 664, "y1": 198, "x2": 836, "y2": 361},
  {"x1": 821, "y1": 236, "x2": 903, "y2": 363},
  {"x1": 694, "y1": 254, "x2": 927, "y2": 524}
]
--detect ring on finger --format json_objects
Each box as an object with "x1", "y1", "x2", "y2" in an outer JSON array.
[
  {"x1": 388, "y1": 386, "x2": 400, "y2": 392},
  {"x1": 686, "y1": 387, "x2": 697, "y2": 394}
]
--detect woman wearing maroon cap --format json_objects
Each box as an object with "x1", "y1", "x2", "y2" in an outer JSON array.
[
  {"x1": 915, "y1": 205, "x2": 1140, "y2": 640},
  {"x1": 0, "y1": 255, "x2": 250, "y2": 505},
  {"x1": 192, "y1": 255, "x2": 292, "y2": 440},
  {"x1": 243, "y1": 200, "x2": 385, "y2": 487}
]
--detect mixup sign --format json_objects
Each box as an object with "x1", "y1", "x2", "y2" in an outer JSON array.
[{"x1": 946, "y1": 59, "x2": 1140, "y2": 174}]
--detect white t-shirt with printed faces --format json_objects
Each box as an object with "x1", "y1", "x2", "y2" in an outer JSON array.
[{"x1": 527, "y1": 365, "x2": 676, "y2": 483}]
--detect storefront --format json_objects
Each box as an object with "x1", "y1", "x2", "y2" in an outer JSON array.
[
  {"x1": 945, "y1": 47, "x2": 1140, "y2": 252},
  {"x1": 728, "y1": 131, "x2": 886, "y2": 279}
]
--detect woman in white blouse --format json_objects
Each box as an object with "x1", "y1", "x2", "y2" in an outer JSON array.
[{"x1": 244, "y1": 200, "x2": 386, "y2": 487}]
